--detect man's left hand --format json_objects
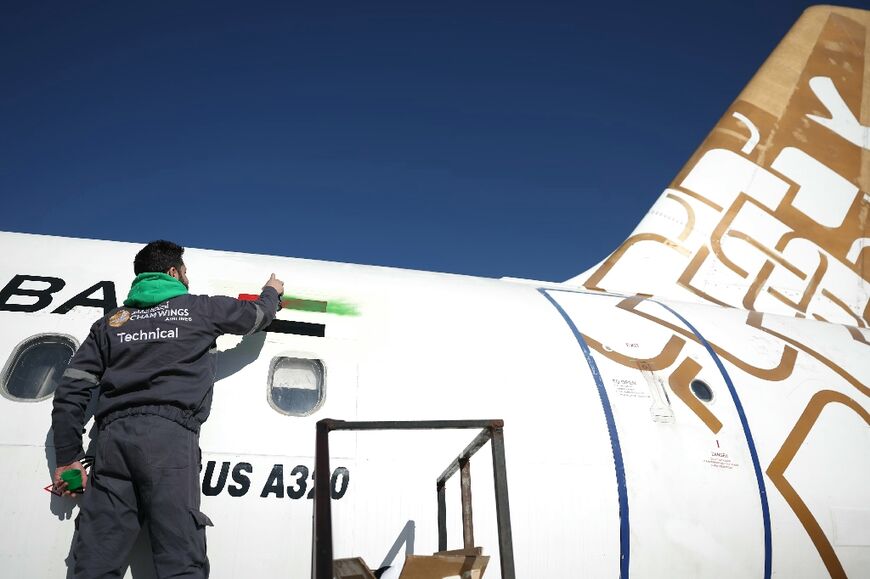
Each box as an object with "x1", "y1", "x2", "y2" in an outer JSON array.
[{"x1": 53, "y1": 461, "x2": 87, "y2": 497}]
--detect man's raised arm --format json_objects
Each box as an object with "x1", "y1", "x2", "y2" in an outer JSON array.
[{"x1": 205, "y1": 273, "x2": 285, "y2": 336}]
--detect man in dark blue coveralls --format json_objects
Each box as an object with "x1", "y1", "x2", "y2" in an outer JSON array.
[{"x1": 52, "y1": 240, "x2": 284, "y2": 578}]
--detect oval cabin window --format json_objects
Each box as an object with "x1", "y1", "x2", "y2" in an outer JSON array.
[
  {"x1": 2, "y1": 335, "x2": 78, "y2": 401},
  {"x1": 690, "y1": 379, "x2": 714, "y2": 403},
  {"x1": 268, "y1": 357, "x2": 325, "y2": 416}
]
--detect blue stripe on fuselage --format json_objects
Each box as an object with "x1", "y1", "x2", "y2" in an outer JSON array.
[
  {"x1": 650, "y1": 300, "x2": 772, "y2": 579},
  {"x1": 538, "y1": 288, "x2": 630, "y2": 579}
]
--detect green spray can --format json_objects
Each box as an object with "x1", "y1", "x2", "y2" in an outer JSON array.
[{"x1": 60, "y1": 469, "x2": 83, "y2": 493}]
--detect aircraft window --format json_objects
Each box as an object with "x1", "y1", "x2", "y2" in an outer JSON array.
[
  {"x1": 2, "y1": 334, "x2": 78, "y2": 402},
  {"x1": 268, "y1": 357, "x2": 325, "y2": 416},
  {"x1": 690, "y1": 379, "x2": 714, "y2": 403}
]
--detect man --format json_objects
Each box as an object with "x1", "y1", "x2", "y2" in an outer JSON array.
[{"x1": 52, "y1": 240, "x2": 284, "y2": 578}]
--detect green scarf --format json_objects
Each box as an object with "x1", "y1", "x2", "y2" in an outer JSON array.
[{"x1": 124, "y1": 273, "x2": 188, "y2": 308}]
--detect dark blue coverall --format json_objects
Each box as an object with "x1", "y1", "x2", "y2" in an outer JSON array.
[{"x1": 52, "y1": 286, "x2": 280, "y2": 578}]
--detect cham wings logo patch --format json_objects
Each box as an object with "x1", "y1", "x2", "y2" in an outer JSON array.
[{"x1": 108, "y1": 309, "x2": 132, "y2": 328}]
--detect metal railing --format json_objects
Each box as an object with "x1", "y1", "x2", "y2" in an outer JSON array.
[{"x1": 312, "y1": 419, "x2": 515, "y2": 579}]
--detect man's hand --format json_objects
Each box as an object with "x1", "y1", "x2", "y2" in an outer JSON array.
[
  {"x1": 264, "y1": 273, "x2": 284, "y2": 296},
  {"x1": 53, "y1": 461, "x2": 87, "y2": 497}
]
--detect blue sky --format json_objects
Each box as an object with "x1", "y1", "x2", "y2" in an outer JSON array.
[{"x1": 0, "y1": 1, "x2": 839, "y2": 280}]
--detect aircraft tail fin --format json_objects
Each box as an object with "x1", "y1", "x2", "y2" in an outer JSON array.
[{"x1": 568, "y1": 5, "x2": 869, "y2": 326}]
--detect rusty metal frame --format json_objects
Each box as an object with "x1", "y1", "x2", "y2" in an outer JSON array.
[{"x1": 312, "y1": 418, "x2": 515, "y2": 579}]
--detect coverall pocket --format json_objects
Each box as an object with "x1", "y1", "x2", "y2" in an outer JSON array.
[
  {"x1": 148, "y1": 420, "x2": 192, "y2": 469},
  {"x1": 189, "y1": 509, "x2": 213, "y2": 569},
  {"x1": 190, "y1": 509, "x2": 213, "y2": 529}
]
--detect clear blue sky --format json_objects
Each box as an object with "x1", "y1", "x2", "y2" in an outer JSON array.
[{"x1": 0, "y1": 1, "x2": 839, "y2": 280}]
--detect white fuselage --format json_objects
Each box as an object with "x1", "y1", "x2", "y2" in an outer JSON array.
[{"x1": 1, "y1": 231, "x2": 868, "y2": 578}]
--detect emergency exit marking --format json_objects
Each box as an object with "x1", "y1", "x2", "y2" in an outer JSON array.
[{"x1": 266, "y1": 319, "x2": 325, "y2": 337}]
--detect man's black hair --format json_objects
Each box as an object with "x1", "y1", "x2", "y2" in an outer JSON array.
[{"x1": 133, "y1": 240, "x2": 185, "y2": 275}]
